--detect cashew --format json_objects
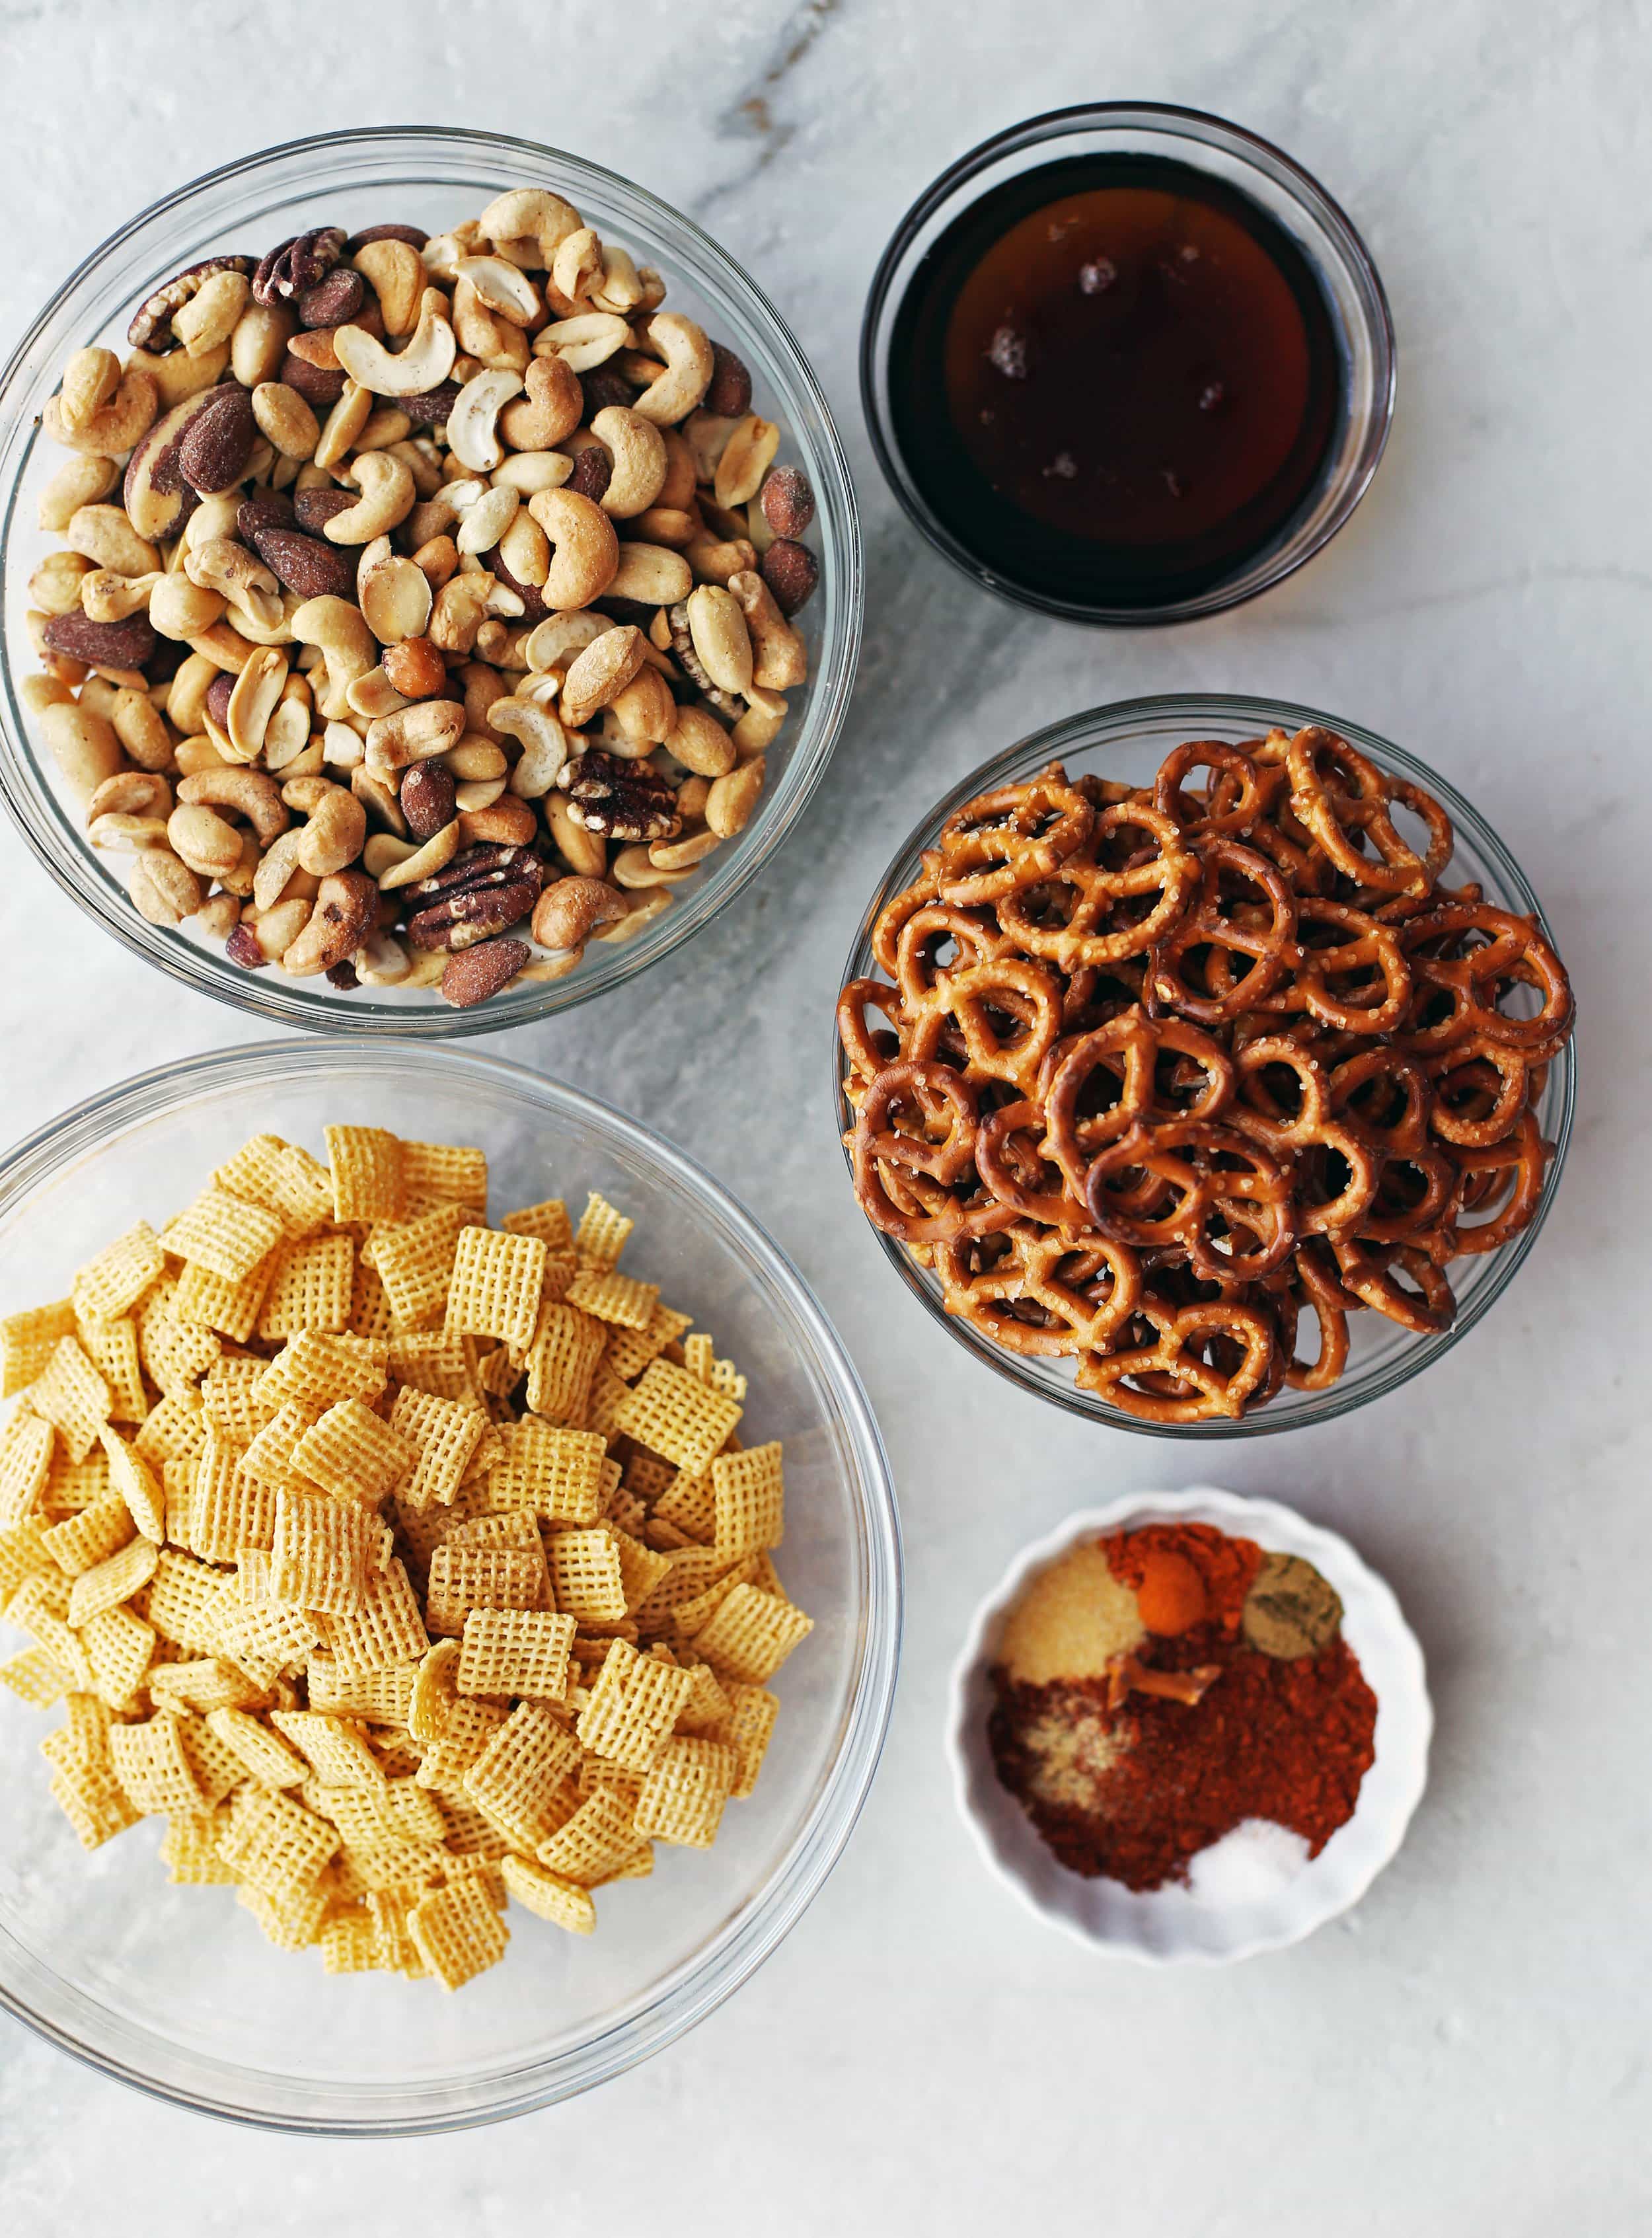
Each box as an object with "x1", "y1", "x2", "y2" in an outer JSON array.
[
  {"x1": 357, "y1": 536, "x2": 434, "y2": 644},
  {"x1": 44, "y1": 365, "x2": 158, "y2": 455},
  {"x1": 480, "y1": 696, "x2": 570, "y2": 797},
  {"x1": 29, "y1": 550, "x2": 93, "y2": 615},
  {"x1": 363, "y1": 698, "x2": 466, "y2": 775},
  {"x1": 57, "y1": 348, "x2": 122, "y2": 434},
  {"x1": 225, "y1": 646, "x2": 290, "y2": 763},
  {"x1": 150, "y1": 574, "x2": 226, "y2": 642},
  {"x1": 428, "y1": 572, "x2": 495, "y2": 655},
  {"x1": 559, "y1": 626, "x2": 646, "y2": 731},
  {"x1": 478, "y1": 188, "x2": 583, "y2": 270},
  {"x1": 452, "y1": 276, "x2": 530, "y2": 373},
  {"x1": 130, "y1": 343, "x2": 227, "y2": 409},
  {"x1": 88, "y1": 811, "x2": 172, "y2": 851},
  {"x1": 40, "y1": 702, "x2": 124, "y2": 800},
  {"x1": 331, "y1": 303, "x2": 457, "y2": 398},
  {"x1": 353, "y1": 239, "x2": 426, "y2": 334},
  {"x1": 446, "y1": 367, "x2": 523, "y2": 474},
  {"x1": 650, "y1": 828, "x2": 722, "y2": 873},
  {"x1": 526, "y1": 488, "x2": 619, "y2": 610},
  {"x1": 65, "y1": 505, "x2": 159, "y2": 578},
  {"x1": 376, "y1": 821, "x2": 462, "y2": 890},
  {"x1": 354, "y1": 929, "x2": 412, "y2": 984},
  {"x1": 455, "y1": 255, "x2": 541, "y2": 325},
  {"x1": 296, "y1": 785, "x2": 367, "y2": 875},
  {"x1": 609, "y1": 542, "x2": 694, "y2": 606},
  {"x1": 591, "y1": 244, "x2": 647, "y2": 318},
  {"x1": 497, "y1": 505, "x2": 550, "y2": 592},
  {"x1": 176, "y1": 766, "x2": 289, "y2": 844},
  {"x1": 535, "y1": 313, "x2": 631, "y2": 373},
  {"x1": 492, "y1": 449, "x2": 573, "y2": 497},
  {"x1": 686, "y1": 583, "x2": 754, "y2": 696},
  {"x1": 498, "y1": 354, "x2": 582, "y2": 453},
  {"x1": 322, "y1": 451, "x2": 417, "y2": 544},
  {"x1": 184, "y1": 539, "x2": 282, "y2": 631},
  {"x1": 313, "y1": 379, "x2": 373, "y2": 472},
  {"x1": 174, "y1": 271, "x2": 250, "y2": 357},
  {"x1": 128, "y1": 846, "x2": 202, "y2": 927},
  {"x1": 88, "y1": 770, "x2": 172, "y2": 825},
  {"x1": 455, "y1": 482, "x2": 519, "y2": 557},
  {"x1": 588, "y1": 405, "x2": 668, "y2": 519},
  {"x1": 631, "y1": 315, "x2": 715, "y2": 426},
  {"x1": 729, "y1": 568, "x2": 807, "y2": 690},
  {"x1": 167, "y1": 802, "x2": 242, "y2": 879},
  {"x1": 81, "y1": 570, "x2": 161, "y2": 622},
  {"x1": 289, "y1": 595, "x2": 376, "y2": 716},
  {"x1": 550, "y1": 227, "x2": 602, "y2": 307},
  {"x1": 532, "y1": 876, "x2": 627, "y2": 948},
  {"x1": 524, "y1": 612, "x2": 613, "y2": 675},
  {"x1": 607, "y1": 663, "x2": 677, "y2": 746},
  {"x1": 38, "y1": 455, "x2": 119, "y2": 535}
]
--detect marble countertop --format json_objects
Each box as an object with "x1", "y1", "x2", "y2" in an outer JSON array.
[{"x1": 1, "y1": 1, "x2": 1648, "y2": 2229}]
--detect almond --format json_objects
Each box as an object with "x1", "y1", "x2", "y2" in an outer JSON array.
[
  {"x1": 249, "y1": 523, "x2": 354, "y2": 601},
  {"x1": 40, "y1": 611, "x2": 157, "y2": 670},
  {"x1": 176, "y1": 384, "x2": 256, "y2": 495},
  {"x1": 441, "y1": 936, "x2": 531, "y2": 1008}
]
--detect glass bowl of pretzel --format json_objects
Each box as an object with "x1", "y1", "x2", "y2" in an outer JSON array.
[
  {"x1": 836, "y1": 693, "x2": 1576, "y2": 1437},
  {"x1": 0, "y1": 1041, "x2": 899, "y2": 2129},
  {"x1": 0, "y1": 128, "x2": 860, "y2": 1030}
]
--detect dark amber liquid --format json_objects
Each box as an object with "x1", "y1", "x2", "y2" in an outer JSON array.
[{"x1": 886, "y1": 154, "x2": 1342, "y2": 609}]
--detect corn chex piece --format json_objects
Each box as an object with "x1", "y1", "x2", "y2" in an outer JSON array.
[
  {"x1": 533, "y1": 1784, "x2": 639, "y2": 1884},
  {"x1": 94, "y1": 1425, "x2": 164, "y2": 1545},
  {"x1": 270, "y1": 1489, "x2": 375, "y2": 1616},
  {"x1": 2, "y1": 1302, "x2": 77, "y2": 1398},
  {"x1": 605, "y1": 1306, "x2": 695, "y2": 1385},
  {"x1": 39, "y1": 1691, "x2": 112, "y2": 1769},
  {"x1": 414, "y1": 1696, "x2": 507, "y2": 1791},
  {"x1": 372, "y1": 1202, "x2": 475, "y2": 1331},
  {"x1": 457, "y1": 1608, "x2": 576, "y2": 1702},
  {"x1": 190, "y1": 1435, "x2": 279, "y2": 1565},
  {"x1": 42, "y1": 1491, "x2": 132, "y2": 1577},
  {"x1": 67, "y1": 1533, "x2": 159, "y2": 1627},
  {"x1": 178, "y1": 1709, "x2": 251, "y2": 1803},
  {"x1": 1, "y1": 1646, "x2": 69, "y2": 1707},
  {"x1": 52, "y1": 1754, "x2": 139, "y2": 1849},
  {"x1": 108, "y1": 1713, "x2": 207, "y2": 1815},
  {"x1": 521, "y1": 1304, "x2": 605, "y2": 1425},
  {"x1": 577, "y1": 1638, "x2": 695, "y2": 1772},
  {"x1": 349, "y1": 1258, "x2": 395, "y2": 1345},
  {"x1": 204, "y1": 1705, "x2": 309, "y2": 1787},
  {"x1": 270, "y1": 1709, "x2": 386, "y2": 1789},
  {"x1": 30, "y1": 1340, "x2": 110, "y2": 1465},
  {"x1": 545, "y1": 1528, "x2": 627, "y2": 1625},
  {"x1": 77, "y1": 1313, "x2": 145, "y2": 1423},
  {"x1": 201, "y1": 1357, "x2": 279, "y2": 1444},
  {"x1": 259, "y1": 1330, "x2": 389, "y2": 1411},
  {"x1": 219, "y1": 1781, "x2": 340, "y2": 1896},
  {"x1": 307, "y1": 1655, "x2": 420, "y2": 1726},
  {"x1": 215, "y1": 1135, "x2": 336, "y2": 1237},
  {"x1": 408, "y1": 1875, "x2": 509, "y2": 1990},
  {"x1": 722, "y1": 1682, "x2": 780, "y2": 1797},
  {"x1": 319, "y1": 1910, "x2": 383, "y2": 1972},
  {"x1": 631, "y1": 1543, "x2": 745, "y2": 1627},
  {"x1": 71, "y1": 1222, "x2": 166, "y2": 1323},
  {"x1": 325, "y1": 1124, "x2": 405, "y2": 1222},
  {"x1": 131, "y1": 1396, "x2": 208, "y2": 1475},
  {"x1": 161, "y1": 1805, "x2": 237, "y2": 1884},
  {"x1": 633, "y1": 1737, "x2": 738, "y2": 1847},
  {"x1": 170, "y1": 1258, "x2": 272, "y2": 1345},
  {"x1": 162, "y1": 1190, "x2": 284, "y2": 1285},
  {"x1": 44, "y1": 1450, "x2": 112, "y2": 1515},
  {"x1": 674, "y1": 1660, "x2": 733, "y2": 1738},
  {"x1": 409, "y1": 1638, "x2": 462, "y2": 1739},
  {"x1": 444, "y1": 1226, "x2": 546, "y2": 1353},
  {"x1": 79, "y1": 1605, "x2": 155, "y2": 1709},
  {"x1": 654, "y1": 1468, "x2": 716, "y2": 1546},
  {"x1": 291, "y1": 1399, "x2": 416, "y2": 1505},
  {"x1": 462, "y1": 1702, "x2": 580, "y2": 1849},
  {"x1": 398, "y1": 1140, "x2": 488, "y2": 1214},
  {"x1": 671, "y1": 1555, "x2": 770, "y2": 1645},
  {"x1": 583, "y1": 1361, "x2": 633, "y2": 1444},
  {"x1": 486, "y1": 1419, "x2": 608, "y2": 1526},
  {"x1": 238, "y1": 1876, "x2": 332, "y2": 1949},
  {"x1": 147, "y1": 1657, "x2": 261, "y2": 1716},
  {"x1": 387, "y1": 1386, "x2": 487, "y2": 1511},
  {"x1": 691, "y1": 1584, "x2": 813, "y2": 1686},
  {"x1": 256, "y1": 1232, "x2": 355, "y2": 1341},
  {"x1": 500, "y1": 1854, "x2": 596, "y2": 1934},
  {"x1": 563, "y1": 1268, "x2": 659, "y2": 1332},
  {"x1": 609, "y1": 1528, "x2": 671, "y2": 1612},
  {"x1": 139, "y1": 1547, "x2": 231, "y2": 1655},
  {"x1": 237, "y1": 1401, "x2": 317, "y2": 1496},
  {"x1": 611, "y1": 1359, "x2": 741, "y2": 1478},
  {"x1": 500, "y1": 1197, "x2": 572, "y2": 1251},
  {"x1": 315, "y1": 1557, "x2": 429, "y2": 1678},
  {"x1": 372, "y1": 1728, "x2": 426, "y2": 1779},
  {"x1": 425, "y1": 1542, "x2": 545, "y2": 1637},
  {"x1": 0, "y1": 1405, "x2": 56, "y2": 1530},
  {"x1": 573, "y1": 1193, "x2": 632, "y2": 1269},
  {"x1": 712, "y1": 1441, "x2": 785, "y2": 1556}
]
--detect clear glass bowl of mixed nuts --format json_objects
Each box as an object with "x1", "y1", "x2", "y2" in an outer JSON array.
[{"x1": 0, "y1": 129, "x2": 861, "y2": 1030}]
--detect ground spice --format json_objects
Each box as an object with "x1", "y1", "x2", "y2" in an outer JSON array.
[{"x1": 988, "y1": 1524, "x2": 1378, "y2": 1891}]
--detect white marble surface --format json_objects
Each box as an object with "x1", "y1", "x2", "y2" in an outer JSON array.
[{"x1": 1, "y1": 1, "x2": 1649, "y2": 2227}]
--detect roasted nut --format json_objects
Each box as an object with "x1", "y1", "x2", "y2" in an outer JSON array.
[
  {"x1": 40, "y1": 611, "x2": 157, "y2": 671},
  {"x1": 498, "y1": 354, "x2": 582, "y2": 452},
  {"x1": 297, "y1": 786, "x2": 367, "y2": 874},
  {"x1": 354, "y1": 238, "x2": 426, "y2": 335},
  {"x1": 292, "y1": 484, "x2": 358, "y2": 535},
  {"x1": 630, "y1": 314, "x2": 715, "y2": 425},
  {"x1": 128, "y1": 846, "x2": 203, "y2": 926},
  {"x1": 562, "y1": 748, "x2": 680, "y2": 842},
  {"x1": 251, "y1": 380, "x2": 321, "y2": 460},
  {"x1": 129, "y1": 341, "x2": 229, "y2": 408},
  {"x1": 479, "y1": 187, "x2": 582, "y2": 270},
  {"x1": 253, "y1": 228, "x2": 347, "y2": 307},
  {"x1": 184, "y1": 539, "x2": 282, "y2": 632},
  {"x1": 357, "y1": 537, "x2": 433, "y2": 642},
  {"x1": 150, "y1": 573, "x2": 225, "y2": 642},
  {"x1": 81, "y1": 568, "x2": 161, "y2": 623},
  {"x1": 247, "y1": 521, "x2": 354, "y2": 601},
  {"x1": 455, "y1": 482, "x2": 519, "y2": 557},
  {"x1": 704, "y1": 343, "x2": 753, "y2": 419},
  {"x1": 176, "y1": 765, "x2": 289, "y2": 844},
  {"x1": 297, "y1": 266, "x2": 365, "y2": 329},
  {"x1": 559, "y1": 625, "x2": 646, "y2": 730},
  {"x1": 566, "y1": 447, "x2": 612, "y2": 505},
  {"x1": 364, "y1": 696, "x2": 466, "y2": 774},
  {"x1": 441, "y1": 937, "x2": 531, "y2": 1007},
  {"x1": 730, "y1": 568, "x2": 807, "y2": 689},
  {"x1": 460, "y1": 795, "x2": 537, "y2": 847},
  {"x1": 128, "y1": 255, "x2": 254, "y2": 351},
  {"x1": 167, "y1": 801, "x2": 242, "y2": 878},
  {"x1": 314, "y1": 379, "x2": 373, "y2": 472},
  {"x1": 174, "y1": 270, "x2": 251, "y2": 358},
  {"x1": 196, "y1": 891, "x2": 241, "y2": 939},
  {"x1": 278, "y1": 868, "x2": 378, "y2": 974},
  {"x1": 40, "y1": 702, "x2": 124, "y2": 799},
  {"x1": 110, "y1": 689, "x2": 174, "y2": 772},
  {"x1": 403, "y1": 842, "x2": 545, "y2": 950},
  {"x1": 176, "y1": 383, "x2": 258, "y2": 494},
  {"x1": 38, "y1": 454, "x2": 120, "y2": 536},
  {"x1": 665, "y1": 702, "x2": 736, "y2": 779},
  {"x1": 322, "y1": 451, "x2": 416, "y2": 544},
  {"x1": 279, "y1": 350, "x2": 348, "y2": 408},
  {"x1": 525, "y1": 488, "x2": 619, "y2": 609},
  {"x1": 399, "y1": 759, "x2": 458, "y2": 839},
  {"x1": 377, "y1": 821, "x2": 462, "y2": 889},
  {"x1": 44, "y1": 363, "x2": 158, "y2": 457},
  {"x1": 714, "y1": 414, "x2": 780, "y2": 510},
  {"x1": 761, "y1": 537, "x2": 819, "y2": 615},
  {"x1": 488, "y1": 696, "x2": 573, "y2": 796},
  {"x1": 58, "y1": 348, "x2": 122, "y2": 434},
  {"x1": 332, "y1": 304, "x2": 457, "y2": 397},
  {"x1": 706, "y1": 755, "x2": 765, "y2": 838},
  {"x1": 447, "y1": 367, "x2": 523, "y2": 474},
  {"x1": 383, "y1": 636, "x2": 448, "y2": 698},
  {"x1": 531, "y1": 875, "x2": 626, "y2": 948},
  {"x1": 65, "y1": 504, "x2": 159, "y2": 579},
  {"x1": 685, "y1": 582, "x2": 754, "y2": 696},
  {"x1": 761, "y1": 464, "x2": 815, "y2": 538},
  {"x1": 231, "y1": 300, "x2": 294, "y2": 388}
]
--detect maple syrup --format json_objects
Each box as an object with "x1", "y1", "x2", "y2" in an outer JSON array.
[{"x1": 885, "y1": 153, "x2": 1342, "y2": 611}]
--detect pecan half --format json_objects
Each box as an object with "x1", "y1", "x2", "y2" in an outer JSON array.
[
  {"x1": 562, "y1": 750, "x2": 681, "y2": 843},
  {"x1": 127, "y1": 255, "x2": 253, "y2": 352},
  {"x1": 402, "y1": 842, "x2": 545, "y2": 951},
  {"x1": 252, "y1": 227, "x2": 348, "y2": 306}
]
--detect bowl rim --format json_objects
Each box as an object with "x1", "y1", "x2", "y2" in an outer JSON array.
[
  {"x1": 946, "y1": 1485, "x2": 1432, "y2": 1962},
  {"x1": 858, "y1": 98, "x2": 1396, "y2": 627},
  {"x1": 0, "y1": 124, "x2": 864, "y2": 1038},
  {"x1": 0, "y1": 1037, "x2": 903, "y2": 2132},
  {"x1": 832, "y1": 690, "x2": 1577, "y2": 1438}
]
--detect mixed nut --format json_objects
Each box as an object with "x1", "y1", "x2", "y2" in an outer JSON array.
[{"x1": 22, "y1": 190, "x2": 822, "y2": 1008}]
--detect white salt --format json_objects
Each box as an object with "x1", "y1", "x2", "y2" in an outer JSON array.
[{"x1": 1186, "y1": 1818, "x2": 1311, "y2": 1906}]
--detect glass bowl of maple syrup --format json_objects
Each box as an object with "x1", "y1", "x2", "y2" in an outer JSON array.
[{"x1": 861, "y1": 103, "x2": 1394, "y2": 625}]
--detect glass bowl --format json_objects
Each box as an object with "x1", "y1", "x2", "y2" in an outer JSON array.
[
  {"x1": 860, "y1": 102, "x2": 1394, "y2": 626},
  {"x1": 0, "y1": 128, "x2": 862, "y2": 1036},
  {"x1": 0, "y1": 1041, "x2": 899, "y2": 2130},
  {"x1": 833, "y1": 693, "x2": 1576, "y2": 1438}
]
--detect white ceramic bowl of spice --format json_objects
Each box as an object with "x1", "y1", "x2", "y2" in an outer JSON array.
[{"x1": 948, "y1": 1486, "x2": 1432, "y2": 1964}]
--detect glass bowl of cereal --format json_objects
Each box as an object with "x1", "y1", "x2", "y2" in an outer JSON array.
[
  {"x1": 0, "y1": 128, "x2": 860, "y2": 1030},
  {"x1": 834, "y1": 693, "x2": 1577, "y2": 1437},
  {"x1": 0, "y1": 1040, "x2": 899, "y2": 2130}
]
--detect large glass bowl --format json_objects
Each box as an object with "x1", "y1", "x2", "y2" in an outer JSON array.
[
  {"x1": 834, "y1": 694, "x2": 1575, "y2": 1438},
  {"x1": 0, "y1": 128, "x2": 862, "y2": 1036},
  {"x1": 0, "y1": 1042, "x2": 899, "y2": 2130}
]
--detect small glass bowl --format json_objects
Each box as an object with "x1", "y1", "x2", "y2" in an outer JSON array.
[
  {"x1": 0, "y1": 1041, "x2": 900, "y2": 2131},
  {"x1": 860, "y1": 102, "x2": 1394, "y2": 626},
  {"x1": 833, "y1": 694, "x2": 1576, "y2": 1439},
  {"x1": 0, "y1": 128, "x2": 862, "y2": 1036}
]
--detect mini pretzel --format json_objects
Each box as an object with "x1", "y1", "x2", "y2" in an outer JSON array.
[
  {"x1": 936, "y1": 771, "x2": 1095, "y2": 906},
  {"x1": 936, "y1": 1222, "x2": 1139, "y2": 1357}
]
